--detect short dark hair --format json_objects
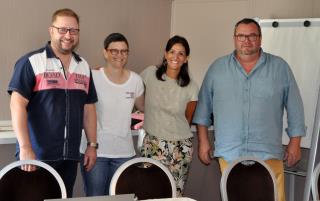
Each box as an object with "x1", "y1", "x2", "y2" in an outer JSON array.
[
  {"x1": 52, "y1": 8, "x2": 79, "y2": 24},
  {"x1": 103, "y1": 33, "x2": 129, "y2": 49},
  {"x1": 156, "y1": 35, "x2": 191, "y2": 87},
  {"x1": 234, "y1": 18, "x2": 261, "y2": 36}
]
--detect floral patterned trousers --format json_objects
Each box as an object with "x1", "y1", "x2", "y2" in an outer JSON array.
[{"x1": 140, "y1": 133, "x2": 193, "y2": 197}]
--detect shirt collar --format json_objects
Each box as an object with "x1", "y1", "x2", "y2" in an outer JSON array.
[
  {"x1": 45, "y1": 41, "x2": 82, "y2": 62},
  {"x1": 232, "y1": 48, "x2": 267, "y2": 75},
  {"x1": 231, "y1": 48, "x2": 265, "y2": 60}
]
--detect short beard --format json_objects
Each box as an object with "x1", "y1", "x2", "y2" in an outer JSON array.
[
  {"x1": 239, "y1": 48, "x2": 259, "y2": 56},
  {"x1": 58, "y1": 43, "x2": 78, "y2": 55}
]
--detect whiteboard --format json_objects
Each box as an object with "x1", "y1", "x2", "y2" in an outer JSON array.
[{"x1": 259, "y1": 18, "x2": 320, "y2": 148}]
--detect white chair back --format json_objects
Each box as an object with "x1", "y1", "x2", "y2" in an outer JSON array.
[
  {"x1": 109, "y1": 157, "x2": 177, "y2": 200},
  {"x1": 220, "y1": 157, "x2": 278, "y2": 201}
]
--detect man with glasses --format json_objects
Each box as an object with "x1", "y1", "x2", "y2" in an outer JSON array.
[
  {"x1": 193, "y1": 18, "x2": 305, "y2": 201},
  {"x1": 8, "y1": 8, "x2": 98, "y2": 197}
]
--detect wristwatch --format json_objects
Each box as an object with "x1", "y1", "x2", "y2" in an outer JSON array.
[{"x1": 87, "y1": 142, "x2": 99, "y2": 149}]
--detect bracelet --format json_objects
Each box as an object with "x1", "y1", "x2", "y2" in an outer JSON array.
[{"x1": 87, "y1": 142, "x2": 99, "y2": 149}]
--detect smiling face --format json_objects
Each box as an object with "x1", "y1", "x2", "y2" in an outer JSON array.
[
  {"x1": 49, "y1": 16, "x2": 79, "y2": 56},
  {"x1": 234, "y1": 23, "x2": 261, "y2": 57},
  {"x1": 164, "y1": 43, "x2": 188, "y2": 72},
  {"x1": 104, "y1": 41, "x2": 129, "y2": 69}
]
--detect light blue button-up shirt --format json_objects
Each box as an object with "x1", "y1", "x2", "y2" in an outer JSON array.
[{"x1": 193, "y1": 50, "x2": 306, "y2": 162}]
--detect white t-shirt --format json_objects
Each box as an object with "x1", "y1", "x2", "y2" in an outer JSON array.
[{"x1": 80, "y1": 68, "x2": 144, "y2": 158}]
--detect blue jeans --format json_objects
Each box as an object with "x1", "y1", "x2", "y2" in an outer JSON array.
[{"x1": 80, "y1": 155, "x2": 133, "y2": 196}]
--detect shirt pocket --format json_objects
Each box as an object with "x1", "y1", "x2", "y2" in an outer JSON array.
[{"x1": 252, "y1": 79, "x2": 274, "y2": 99}]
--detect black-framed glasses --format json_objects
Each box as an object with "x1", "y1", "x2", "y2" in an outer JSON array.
[
  {"x1": 107, "y1": 49, "x2": 129, "y2": 56},
  {"x1": 51, "y1": 25, "x2": 80, "y2": 35},
  {"x1": 234, "y1": 34, "x2": 260, "y2": 42}
]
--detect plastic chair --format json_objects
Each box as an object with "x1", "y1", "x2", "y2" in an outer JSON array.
[
  {"x1": 0, "y1": 160, "x2": 67, "y2": 201},
  {"x1": 109, "y1": 157, "x2": 176, "y2": 200},
  {"x1": 220, "y1": 157, "x2": 278, "y2": 201}
]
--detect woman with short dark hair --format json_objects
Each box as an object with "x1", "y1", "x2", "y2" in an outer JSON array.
[{"x1": 80, "y1": 33, "x2": 144, "y2": 196}]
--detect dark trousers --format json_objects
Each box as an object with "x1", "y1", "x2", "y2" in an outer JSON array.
[{"x1": 45, "y1": 160, "x2": 78, "y2": 198}]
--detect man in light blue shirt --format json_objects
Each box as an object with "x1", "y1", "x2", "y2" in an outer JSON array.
[{"x1": 193, "y1": 18, "x2": 305, "y2": 201}]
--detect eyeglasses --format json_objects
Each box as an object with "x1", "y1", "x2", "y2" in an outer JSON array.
[
  {"x1": 107, "y1": 49, "x2": 129, "y2": 56},
  {"x1": 51, "y1": 25, "x2": 80, "y2": 35},
  {"x1": 234, "y1": 34, "x2": 260, "y2": 42}
]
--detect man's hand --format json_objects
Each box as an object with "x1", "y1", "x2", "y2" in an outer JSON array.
[
  {"x1": 19, "y1": 145, "x2": 37, "y2": 171},
  {"x1": 198, "y1": 139, "x2": 212, "y2": 165},
  {"x1": 284, "y1": 137, "x2": 301, "y2": 167},
  {"x1": 83, "y1": 146, "x2": 97, "y2": 171},
  {"x1": 197, "y1": 125, "x2": 213, "y2": 165}
]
